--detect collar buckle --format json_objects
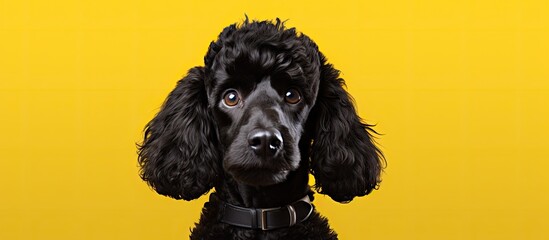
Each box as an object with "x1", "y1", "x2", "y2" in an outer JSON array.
[{"x1": 259, "y1": 207, "x2": 280, "y2": 230}]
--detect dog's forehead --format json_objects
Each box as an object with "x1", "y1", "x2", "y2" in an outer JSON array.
[{"x1": 211, "y1": 62, "x2": 311, "y2": 94}]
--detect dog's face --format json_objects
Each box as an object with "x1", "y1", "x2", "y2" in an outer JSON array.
[
  {"x1": 206, "y1": 27, "x2": 320, "y2": 186},
  {"x1": 209, "y1": 69, "x2": 315, "y2": 186}
]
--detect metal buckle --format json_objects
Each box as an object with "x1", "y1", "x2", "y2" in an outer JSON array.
[
  {"x1": 259, "y1": 207, "x2": 280, "y2": 231},
  {"x1": 256, "y1": 195, "x2": 314, "y2": 231}
]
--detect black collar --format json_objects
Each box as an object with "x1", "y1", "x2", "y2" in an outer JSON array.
[{"x1": 218, "y1": 195, "x2": 314, "y2": 231}]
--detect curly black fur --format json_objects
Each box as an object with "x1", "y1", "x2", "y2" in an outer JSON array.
[{"x1": 138, "y1": 18, "x2": 385, "y2": 239}]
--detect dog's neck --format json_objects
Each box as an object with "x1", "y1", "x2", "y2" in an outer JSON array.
[{"x1": 214, "y1": 162, "x2": 311, "y2": 208}]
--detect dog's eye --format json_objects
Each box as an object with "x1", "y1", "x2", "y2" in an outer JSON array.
[
  {"x1": 284, "y1": 88, "x2": 301, "y2": 104},
  {"x1": 223, "y1": 90, "x2": 240, "y2": 107}
]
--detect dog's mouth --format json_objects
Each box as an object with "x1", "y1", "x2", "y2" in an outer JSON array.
[
  {"x1": 227, "y1": 167, "x2": 291, "y2": 186},
  {"x1": 223, "y1": 149, "x2": 300, "y2": 186}
]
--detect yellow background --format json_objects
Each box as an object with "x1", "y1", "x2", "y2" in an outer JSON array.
[{"x1": 1, "y1": 0, "x2": 548, "y2": 239}]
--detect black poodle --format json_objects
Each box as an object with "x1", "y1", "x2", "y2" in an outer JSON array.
[{"x1": 138, "y1": 18, "x2": 385, "y2": 240}]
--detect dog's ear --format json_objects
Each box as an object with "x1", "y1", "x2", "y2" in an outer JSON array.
[
  {"x1": 138, "y1": 67, "x2": 221, "y2": 200},
  {"x1": 309, "y1": 54, "x2": 385, "y2": 203}
]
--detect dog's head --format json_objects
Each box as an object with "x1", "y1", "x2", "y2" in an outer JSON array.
[
  {"x1": 204, "y1": 20, "x2": 321, "y2": 187},
  {"x1": 138, "y1": 19, "x2": 384, "y2": 203}
]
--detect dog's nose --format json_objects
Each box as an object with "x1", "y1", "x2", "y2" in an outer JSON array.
[{"x1": 248, "y1": 128, "x2": 283, "y2": 157}]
